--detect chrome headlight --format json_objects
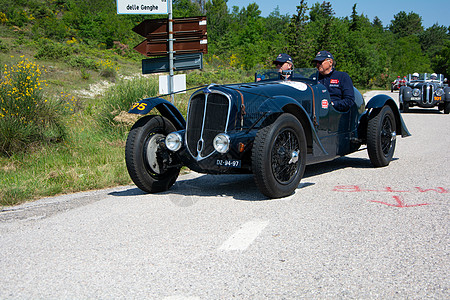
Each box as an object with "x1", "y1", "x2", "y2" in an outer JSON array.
[
  {"x1": 412, "y1": 88, "x2": 421, "y2": 97},
  {"x1": 213, "y1": 133, "x2": 230, "y2": 154},
  {"x1": 165, "y1": 132, "x2": 183, "y2": 152},
  {"x1": 435, "y1": 88, "x2": 444, "y2": 97}
]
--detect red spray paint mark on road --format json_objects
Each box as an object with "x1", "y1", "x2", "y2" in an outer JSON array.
[
  {"x1": 333, "y1": 185, "x2": 448, "y2": 194},
  {"x1": 370, "y1": 196, "x2": 430, "y2": 208},
  {"x1": 414, "y1": 187, "x2": 448, "y2": 193}
]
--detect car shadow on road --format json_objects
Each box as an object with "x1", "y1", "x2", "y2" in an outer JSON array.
[
  {"x1": 402, "y1": 108, "x2": 442, "y2": 114},
  {"x1": 109, "y1": 156, "x2": 375, "y2": 202},
  {"x1": 304, "y1": 156, "x2": 373, "y2": 178}
]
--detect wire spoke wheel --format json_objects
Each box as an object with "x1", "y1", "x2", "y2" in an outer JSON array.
[
  {"x1": 271, "y1": 128, "x2": 300, "y2": 184},
  {"x1": 367, "y1": 106, "x2": 396, "y2": 167},
  {"x1": 252, "y1": 113, "x2": 307, "y2": 198},
  {"x1": 380, "y1": 116, "x2": 394, "y2": 155}
]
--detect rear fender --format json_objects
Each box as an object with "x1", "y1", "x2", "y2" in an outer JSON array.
[
  {"x1": 258, "y1": 96, "x2": 328, "y2": 156},
  {"x1": 365, "y1": 94, "x2": 411, "y2": 137},
  {"x1": 128, "y1": 97, "x2": 186, "y2": 130}
]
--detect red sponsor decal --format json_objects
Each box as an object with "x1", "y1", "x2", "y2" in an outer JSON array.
[
  {"x1": 322, "y1": 99, "x2": 328, "y2": 109},
  {"x1": 330, "y1": 79, "x2": 339, "y2": 84}
]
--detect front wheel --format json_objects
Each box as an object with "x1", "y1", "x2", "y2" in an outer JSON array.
[
  {"x1": 444, "y1": 102, "x2": 450, "y2": 114},
  {"x1": 125, "y1": 115, "x2": 181, "y2": 193},
  {"x1": 252, "y1": 113, "x2": 307, "y2": 198},
  {"x1": 367, "y1": 106, "x2": 397, "y2": 167},
  {"x1": 402, "y1": 101, "x2": 410, "y2": 113}
]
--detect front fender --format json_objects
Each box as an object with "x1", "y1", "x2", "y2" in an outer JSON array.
[
  {"x1": 365, "y1": 94, "x2": 411, "y2": 137},
  {"x1": 128, "y1": 97, "x2": 186, "y2": 130},
  {"x1": 258, "y1": 96, "x2": 328, "y2": 156}
]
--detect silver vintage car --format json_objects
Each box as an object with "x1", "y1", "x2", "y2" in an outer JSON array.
[{"x1": 399, "y1": 73, "x2": 450, "y2": 113}]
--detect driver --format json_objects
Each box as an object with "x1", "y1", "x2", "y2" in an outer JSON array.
[
  {"x1": 430, "y1": 73, "x2": 437, "y2": 80},
  {"x1": 313, "y1": 50, "x2": 355, "y2": 112},
  {"x1": 412, "y1": 72, "x2": 419, "y2": 81},
  {"x1": 273, "y1": 53, "x2": 294, "y2": 79}
]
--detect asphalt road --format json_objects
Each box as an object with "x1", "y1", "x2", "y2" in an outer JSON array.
[{"x1": 1, "y1": 91, "x2": 449, "y2": 299}]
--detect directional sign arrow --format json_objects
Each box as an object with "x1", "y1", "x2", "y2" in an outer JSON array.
[
  {"x1": 133, "y1": 16, "x2": 207, "y2": 37},
  {"x1": 134, "y1": 36, "x2": 207, "y2": 56}
]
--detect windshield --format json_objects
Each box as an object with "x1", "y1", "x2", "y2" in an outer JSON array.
[
  {"x1": 409, "y1": 73, "x2": 425, "y2": 81},
  {"x1": 409, "y1": 73, "x2": 443, "y2": 82},
  {"x1": 255, "y1": 68, "x2": 318, "y2": 83}
]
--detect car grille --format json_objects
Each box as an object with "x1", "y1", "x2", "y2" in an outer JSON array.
[
  {"x1": 422, "y1": 84, "x2": 434, "y2": 104},
  {"x1": 186, "y1": 91, "x2": 230, "y2": 160}
]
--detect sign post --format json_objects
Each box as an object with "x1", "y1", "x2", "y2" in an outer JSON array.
[
  {"x1": 168, "y1": 0, "x2": 174, "y2": 102},
  {"x1": 118, "y1": 1, "x2": 207, "y2": 103}
]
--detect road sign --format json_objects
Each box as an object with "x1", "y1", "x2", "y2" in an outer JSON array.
[
  {"x1": 134, "y1": 36, "x2": 207, "y2": 56},
  {"x1": 142, "y1": 53, "x2": 203, "y2": 74},
  {"x1": 116, "y1": 0, "x2": 168, "y2": 14},
  {"x1": 132, "y1": 14, "x2": 207, "y2": 102},
  {"x1": 133, "y1": 16, "x2": 207, "y2": 37},
  {"x1": 133, "y1": 16, "x2": 207, "y2": 56},
  {"x1": 159, "y1": 74, "x2": 186, "y2": 94}
]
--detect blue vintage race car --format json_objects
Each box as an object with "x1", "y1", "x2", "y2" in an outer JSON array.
[{"x1": 125, "y1": 68, "x2": 410, "y2": 198}]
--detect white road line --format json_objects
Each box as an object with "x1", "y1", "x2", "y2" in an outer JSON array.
[{"x1": 218, "y1": 220, "x2": 269, "y2": 251}]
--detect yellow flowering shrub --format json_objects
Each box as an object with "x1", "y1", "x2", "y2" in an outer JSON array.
[
  {"x1": 96, "y1": 59, "x2": 119, "y2": 79},
  {"x1": 0, "y1": 58, "x2": 65, "y2": 155}
]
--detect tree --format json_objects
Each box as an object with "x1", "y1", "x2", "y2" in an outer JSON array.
[
  {"x1": 350, "y1": 3, "x2": 358, "y2": 31},
  {"x1": 387, "y1": 35, "x2": 431, "y2": 75},
  {"x1": 285, "y1": 0, "x2": 313, "y2": 68},
  {"x1": 372, "y1": 16, "x2": 383, "y2": 30},
  {"x1": 309, "y1": 1, "x2": 335, "y2": 51},
  {"x1": 205, "y1": 0, "x2": 230, "y2": 45},
  {"x1": 389, "y1": 11, "x2": 423, "y2": 37},
  {"x1": 432, "y1": 40, "x2": 450, "y2": 78},
  {"x1": 419, "y1": 24, "x2": 449, "y2": 57},
  {"x1": 173, "y1": 0, "x2": 203, "y2": 17}
]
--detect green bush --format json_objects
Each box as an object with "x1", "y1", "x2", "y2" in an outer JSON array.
[
  {"x1": 0, "y1": 58, "x2": 66, "y2": 156},
  {"x1": 0, "y1": 38, "x2": 9, "y2": 53},
  {"x1": 34, "y1": 39, "x2": 74, "y2": 60},
  {"x1": 67, "y1": 55, "x2": 97, "y2": 69},
  {"x1": 97, "y1": 75, "x2": 158, "y2": 130}
]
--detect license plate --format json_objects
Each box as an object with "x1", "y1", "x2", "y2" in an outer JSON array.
[
  {"x1": 216, "y1": 159, "x2": 241, "y2": 168},
  {"x1": 411, "y1": 97, "x2": 421, "y2": 100},
  {"x1": 434, "y1": 96, "x2": 442, "y2": 101}
]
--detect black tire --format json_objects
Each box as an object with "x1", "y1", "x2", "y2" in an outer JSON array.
[
  {"x1": 252, "y1": 113, "x2": 307, "y2": 198},
  {"x1": 367, "y1": 106, "x2": 396, "y2": 167},
  {"x1": 399, "y1": 93, "x2": 404, "y2": 111},
  {"x1": 402, "y1": 101, "x2": 409, "y2": 113},
  {"x1": 125, "y1": 115, "x2": 181, "y2": 193},
  {"x1": 444, "y1": 102, "x2": 450, "y2": 114}
]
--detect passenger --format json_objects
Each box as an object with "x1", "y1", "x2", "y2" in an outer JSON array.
[
  {"x1": 312, "y1": 51, "x2": 355, "y2": 112},
  {"x1": 430, "y1": 73, "x2": 437, "y2": 80},
  {"x1": 412, "y1": 72, "x2": 419, "y2": 81},
  {"x1": 273, "y1": 53, "x2": 294, "y2": 80}
]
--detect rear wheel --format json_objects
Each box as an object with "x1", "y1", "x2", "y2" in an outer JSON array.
[
  {"x1": 125, "y1": 115, "x2": 181, "y2": 193},
  {"x1": 252, "y1": 113, "x2": 307, "y2": 198},
  {"x1": 367, "y1": 106, "x2": 396, "y2": 167}
]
